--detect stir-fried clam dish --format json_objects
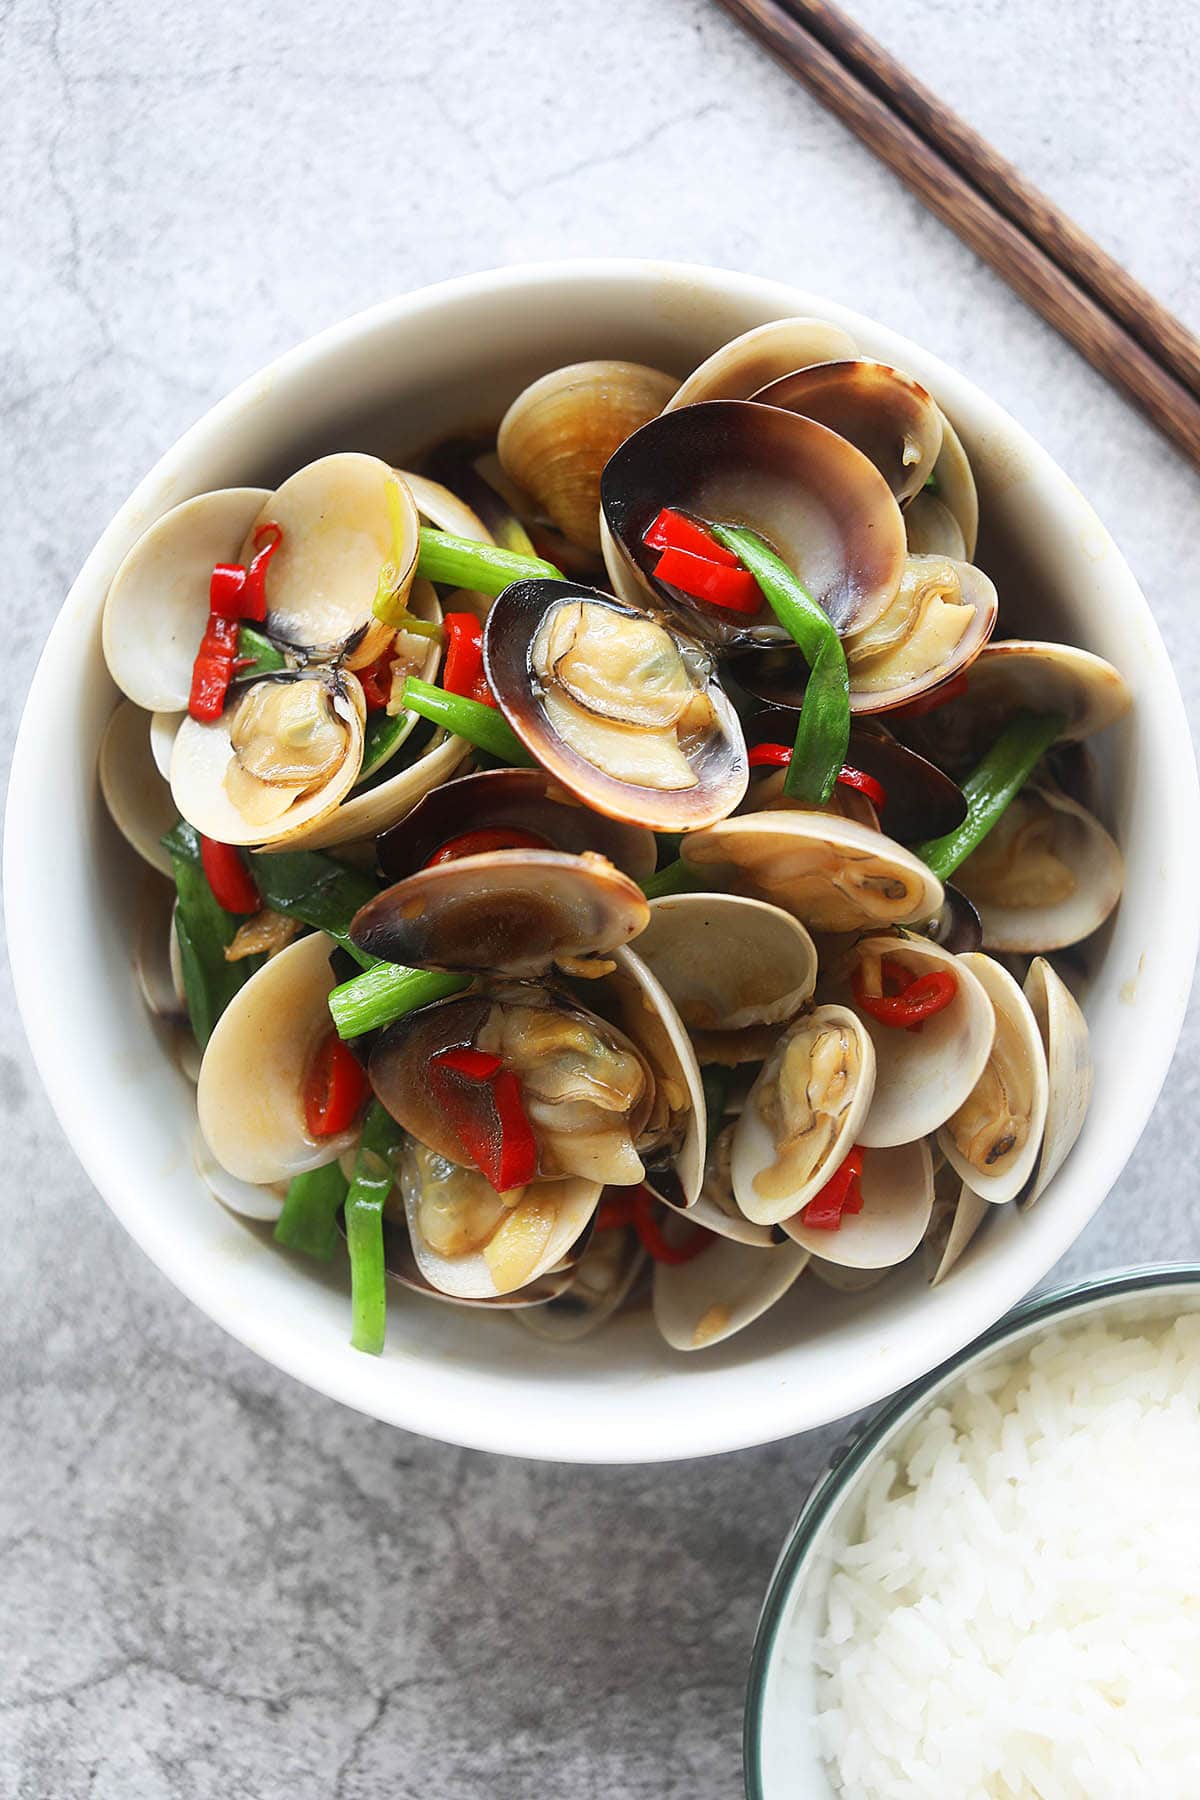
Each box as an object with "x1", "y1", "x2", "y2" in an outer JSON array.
[{"x1": 100, "y1": 320, "x2": 1130, "y2": 1354}]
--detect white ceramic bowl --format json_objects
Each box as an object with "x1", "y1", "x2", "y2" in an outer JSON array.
[
  {"x1": 744, "y1": 1264, "x2": 1200, "y2": 1797},
  {"x1": 6, "y1": 261, "x2": 1197, "y2": 1464}
]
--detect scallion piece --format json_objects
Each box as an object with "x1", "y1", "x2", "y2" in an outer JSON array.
[
  {"x1": 235, "y1": 626, "x2": 288, "y2": 677},
  {"x1": 274, "y1": 1160, "x2": 349, "y2": 1261},
  {"x1": 914, "y1": 710, "x2": 1066, "y2": 881},
  {"x1": 700, "y1": 1064, "x2": 732, "y2": 1150},
  {"x1": 401, "y1": 677, "x2": 534, "y2": 766},
  {"x1": 162, "y1": 820, "x2": 264, "y2": 1045},
  {"x1": 710, "y1": 524, "x2": 850, "y2": 806},
  {"x1": 640, "y1": 859, "x2": 706, "y2": 901},
  {"x1": 344, "y1": 1102, "x2": 404, "y2": 1355},
  {"x1": 329, "y1": 963, "x2": 470, "y2": 1040},
  {"x1": 246, "y1": 849, "x2": 380, "y2": 969},
  {"x1": 413, "y1": 527, "x2": 562, "y2": 597}
]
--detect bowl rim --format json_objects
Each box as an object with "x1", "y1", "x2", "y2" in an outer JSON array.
[
  {"x1": 742, "y1": 1259, "x2": 1200, "y2": 1798},
  {"x1": 6, "y1": 257, "x2": 1200, "y2": 1463}
]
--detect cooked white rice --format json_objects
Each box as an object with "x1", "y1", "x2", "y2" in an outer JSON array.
[{"x1": 814, "y1": 1312, "x2": 1200, "y2": 1799}]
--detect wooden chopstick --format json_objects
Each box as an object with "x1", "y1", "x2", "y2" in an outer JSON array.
[
  {"x1": 781, "y1": 0, "x2": 1200, "y2": 401},
  {"x1": 715, "y1": 0, "x2": 1200, "y2": 468}
]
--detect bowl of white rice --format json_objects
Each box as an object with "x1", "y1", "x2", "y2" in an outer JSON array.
[{"x1": 745, "y1": 1264, "x2": 1200, "y2": 1799}]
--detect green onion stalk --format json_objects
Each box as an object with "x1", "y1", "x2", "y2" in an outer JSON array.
[
  {"x1": 274, "y1": 1161, "x2": 350, "y2": 1261},
  {"x1": 914, "y1": 710, "x2": 1066, "y2": 881},
  {"x1": 400, "y1": 677, "x2": 533, "y2": 767},
  {"x1": 329, "y1": 963, "x2": 470, "y2": 1041},
  {"x1": 410, "y1": 528, "x2": 562, "y2": 600},
  {"x1": 344, "y1": 1102, "x2": 406, "y2": 1355}
]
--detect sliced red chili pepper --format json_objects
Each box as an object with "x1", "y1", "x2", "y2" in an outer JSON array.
[
  {"x1": 304, "y1": 1031, "x2": 371, "y2": 1138},
  {"x1": 208, "y1": 563, "x2": 248, "y2": 619},
  {"x1": 240, "y1": 522, "x2": 282, "y2": 623},
  {"x1": 891, "y1": 669, "x2": 970, "y2": 719},
  {"x1": 490, "y1": 1071, "x2": 538, "y2": 1190},
  {"x1": 835, "y1": 765, "x2": 887, "y2": 811},
  {"x1": 642, "y1": 507, "x2": 739, "y2": 566},
  {"x1": 800, "y1": 1147, "x2": 865, "y2": 1230},
  {"x1": 631, "y1": 1186, "x2": 713, "y2": 1265},
  {"x1": 441, "y1": 612, "x2": 494, "y2": 706},
  {"x1": 595, "y1": 1190, "x2": 639, "y2": 1232},
  {"x1": 188, "y1": 614, "x2": 241, "y2": 720},
  {"x1": 424, "y1": 826, "x2": 553, "y2": 867},
  {"x1": 356, "y1": 648, "x2": 394, "y2": 713},
  {"x1": 653, "y1": 546, "x2": 763, "y2": 614},
  {"x1": 199, "y1": 836, "x2": 261, "y2": 914},
  {"x1": 429, "y1": 1048, "x2": 537, "y2": 1192},
  {"x1": 748, "y1": 742, "x2": 794, "y2": 768},
  {"x1": 854, "y1": 957, "x2": 958, "y2": 1028},
  {"x1": 433, "y1": 1046, "x2": 503, "y2": 1082}
]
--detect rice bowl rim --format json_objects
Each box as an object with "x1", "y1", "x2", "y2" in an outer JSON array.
[{"x1": 743, "y1": 1261, "x2": 1200, "y2": 1799}]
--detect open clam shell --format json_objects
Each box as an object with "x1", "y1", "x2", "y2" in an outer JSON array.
[
  {"x1": 102, "y1": 486, "x2": 270, "y2": 711},
  {"x1": 196, "y1": 932, "x2": 360, "y2": 1185},
  {"x1": 664, "y1": 317, "x2": 858, "y2": 410},
  {"x1": 686, "y1": 1123, "x2": 777, "y2": 1246},
  {"x1": 397, "y1": 469, "x2": 494, "y2": 544},
  {"x1": 752, "y1": 358, "x2": 943, "y2": 504},
  {"x1": 369, "y1": 991, "x2": 655, "y2": 1190},
  {"x1": 937, "y1": 952, "x2": 1049, "y2": 1204},
  {"x1": 133, "y1": 874, "x2": 187, "y2": 1021},
  {"x1": 600, "y1": 400, "x2": 907, "y2": 650},
  {"x1": 1020, "y1": 956, "x2": 1092, "y2": 1209},
  {"x1": 806, "y1": 1256, "x2": 891, "y2": 1293},
  {"x1": 484, "y1": 581, "x2": 748, "y2": 832},
  {"x1": 193, "y1": 1131, "x2": 286, "y2": 1224},
  {"x1": 99, "y1": 699, "x2": 178, "y2": 877},
  {"x1": 731, "y1": 1004, "x2": 876, "y2": 1226},
  {"x1": 633, "y1": 893, "x2": 817, "y2": 1062},
  {"x1": 927, "y1": 412, "x2": 978, "y2": 560},
  {"x1": 149, "y1": 710, "x2": 182, "y2": 780},
  {"x1": 515, "y1": 1221, "x2": 646, "y2": 1341},
  {"x1": 955, "y1": 780, "x2": 1124, "y2": 953},
  {"x1": 839, "y1": 934, "x2": 996, "y2": 1147},
  {"x1": 497, "y1": 360, "x2": 677, "y2": 552},
  {"x1": 376, "y1": 766, "x2": 657, "y2": 884},
  {"x1": 843, "y1": 557, "x2": 998, "y2": 713},
  {"x1": 170, "y1": 669, "x2": 366, "y2": 848},
  {"x1": 653, "y1": 1233, "x2": 809, "y2": 1351},
  {"x1": 241, "y1": 455, "x2": 418, "y2": 667},
  {"x1": 904, "y1": 490, "x2": 966, "y2": 559},
  {"x1": 398, "y1": 1138, "x2": 602, "y2": 1301},
  {"x1": 681, "y1": 810, "x2": 944, "y2": 934},
  {"x1": 781, "y1": 1139, "x2": 934, "y2": 1268},
  {"x1": 740, "y1": 714, "x2": 967, "y2": 844},
  {"x1": 923, "y1": 1158, "x2": 991, "y2": 1285},
  {"x1": 350, "y1": 849, "x2": 649, "y2": 979}
]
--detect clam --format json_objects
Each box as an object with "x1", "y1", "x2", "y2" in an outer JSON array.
[
  {"x1": 838, "y1": 934, "x2": 996, "y2": 1147},
  {"x1": 632, "y1": 893, "x2": 817, "y2": 1064},
  {"x1": 484, "y1": 581, "x2": 748, "y2": 832},
  {"x1": 376, "y1": 766, "x2": 657, "y2": 885},
  {"x1": 170, "y1": 668, "x2": 366, "y2": 848},
  {"x1": 752, "y1": 358, "x2": 943, "y2": 504},
  {"x1": 904, "y1": 490, "x2": 966, "y2": 558},
  {"x1": 497, "y1": 360, "x2": 677, "y2": 552},
  {"x1": 740, "y1": 714, "x2": 967, "y2": 844},
  {"x1": 781, "y1": 1139, "x2": 934, "y2": 1269},
  {"x1": 196, "y1": 932, "x2": 361, "y2": 1185},
  {"x1": 843, "y1": 557, "x2": 997, "y2": 713},
  {"x1": 686, "y1": 1123, "x2": 777, "y2": 1246},
  {"x1": 664, "y1": 316, "x2": 858, "y2": 410},
  {"x1": 240, "y1": 454, "x2": 419, "y2": 667},
  {"x1": 99, "y1": 699, "x2": 178, "y2": 877},
  {"x1": 653, "y1": 1233, "x2": 809, "y2": 1351},
  {"x1": 133, "y1": 872, "x2": 187, "y2": 1021},
  {"x1": 398, "y1": 1139, "x2": 601, "y2": 1300},
  {"x1": 600, "y1": 401, "x2": 907, "y2": 650},
  {"x1": 923, "y1": 884, "x2": 984, "y2": 955},
  {"x1": 923, "y1": 1159, "x2": 990, "y2": 1283},
  {"x1": 731, "y1": 1005, "x2": 875, "y2": 1226},
  {"x1": 350, "y1": 849, "x2": 649, "y2": 979},
  {"x1": 680, "y1": 810, "x2": 944, "y2": 933},
  {"x1": 1020, "y1": 956, "x2": 1092, "y2": 1208},
  {"x1": 515, "y1": 1220, "x2": 646, "y2": 1341},
  {"x1": 396, "y1": 469, "x2": 494, "y2": 544},
  {"x1": 806, "y1": 1257, "x2": 892, "y2": 1293},
  {"x1": 955, "y1": 780, "x2": 1123, "y2": 953},
  {"x1": 149, "y1": 710, "x2": 182, "y2": 780},
  {"x1": 927, "y1": 412, "x2": 978, "y2": 560},
  {"x1": 937, "y1": 952, "x2": 1049, "y2": 1204},
  {"x1": 102, "y1": 486, "x2": 269, "y2": 710},
  {"x1": 369, "y1": 992, "x2": 655, "y2": 1189},
  {"x1": 194, "y1": 1131, "x2": 286, "y2": 1224}
]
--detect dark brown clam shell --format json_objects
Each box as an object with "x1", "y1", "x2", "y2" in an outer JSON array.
[
  {"x1": 376, "y1": 766, "x2": 657, "y2": 883},
  {"x1": 922, "y1": 884, "x2": 984, "y2": 955},
  {"x1": 350, "y1": 849, "x2": 649, "y2": 978},
  {"x1": 743, "y1": 711, "x2": 967, "y2": 843},
  {"x1": 751, "y1": 359, "x2": 942, "y2": 504},
  {"x1": 599, "y1": 400, "x2": 906, "y2": 651},
  {"x1": 483, "y1": 580, "x2": 748, "y2": 833}
]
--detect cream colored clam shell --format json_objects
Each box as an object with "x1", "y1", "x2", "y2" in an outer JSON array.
[
  {"x1": 846, "y1": 557, "x2": 998, "y2": 714},
  {"x1": 958, "y1": 783, "x2": 1124, "y2": 954},
  {"x1": 102, "y1": 486, "x2": 269, "y2": 711},
  {"x1": 937, "y1": 952, "x2": 1049, "y2": 1204},
  {"x1": 904, "y1": 490, "x2": 967, "y2": 558},
  {"x1": 606, "y1": 945, "x2": 707, "y2": 1207},
  {"x1": 403, "y1": 1171, "x2": 601, "y2": 1301},
  {"x1": 397, "y1": 470, "x2": 494, "y2": 543},
  {"x1": 634, "y1": 893, "x2": 818, "y2": 1042},
  {"x1": 515, "y1": 1227, "x2": 646, "y2": 1342},
  {"x1": 963, "y1": 641, "x2": 1132, "y2": 742},
  {"x1": 196, "y1": 932, "x2": 357, "y2": 1185},
  {"x1": 806, "y1": 1256, "x2": 891, "y2": 1293},
  {"x1": 665, "y1": 317, "x2": 858, "y2": 410},
  {"x1": 678, "y1": 1123, "x2": 777, "y2": 1247},
  {"x1": 170, "y1": 674, "x2": 366, "y2": 848},
  {"x1": 923, "y1": 1161, "x2": 990, "y2": 1284},
  {"x1": 1021, "y1": 956, "x2": 1092, "y2": 1209},
  {"x1": 242, "y1": 455, "x2": 418, "y2": 666},
  {"x1": 279, "y1": 730, "x2": 471, "y2": 852},
  {"x1": 133, "y1": 874, "x2": 185, "y2": 1020},
  {"x1": 193, "y1": 1131, "x2": 286, "y2": 1224},
  {"x1": 149, "y1": 710, "x2": 182, "y2": 779},
  {"x1": 99, "y1": 699, "x2": 178, "y2": 877},
  {"x1": 782, "y1": 1139, "x2": 933, "y2": 1268},
  {"x1": 846, "y1": 935, "x2": 996, "y2": 1147},
  {"x1": 653, "y1": 1235, "x2": 809, "y2": 1351},
  {"x1": 929, "y1": 412, "x2": 978, "y2": 559},
  {"x1": 682, "y1": 810, "x2": 943, "y2": 934}
]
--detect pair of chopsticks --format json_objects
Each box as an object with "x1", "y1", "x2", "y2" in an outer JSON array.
[{"x1": 715, "y1": 0, "x2": 1200, "y2": 468}]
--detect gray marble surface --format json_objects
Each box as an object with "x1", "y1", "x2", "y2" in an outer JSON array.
[{"x1": 2, "y1": 1, "x2": 1198, "y2": 1794}]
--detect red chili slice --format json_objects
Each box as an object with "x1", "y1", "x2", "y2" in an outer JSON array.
[
  {"x1": 304, "y1": 1032, "x2": 371, "y2": 1138},
  {"x1": 423, "y1": 827, "x2": 553, "y2": 867},
  {"x1": 835, "y1": 764, "x2": 887, "y2": 811},
  {"x1": 642, "y1": 508, "x2": 739, "y2": 566},
  {"x1": 800, "y1": 1147, "x2": 865, "y2": 1231},
  {"x1": 356, "y1": 649, "x2": 394, "y2": 713},
  {"x1": 240, "y1": 523, "x2": 282, "y2": 623},
  {"x1": 441, "y1": 612, "x2": 494, "y2": 706},
  {"x1": 199, "y1": 837, "x2": 261, "y2": 914},
  {"x1": 854, "y1": 958, "x2": 958, "y2": 1028},
  {"x1": 631, "y1": 1186, "x2": 713, "y2": 1264},
  {"x1": 747, "y1": 742, "x2": 793, "y2": 768},
  {"x1": 429, "y1": 1047, "x2": 538, "y2": 1192},
  {"x1": 653, "y1": 546, "x2": 763, "y2": 614}
]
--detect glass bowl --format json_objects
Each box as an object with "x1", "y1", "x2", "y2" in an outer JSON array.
[{"x1": 743, "y1": 1263, "x2": 1200, "y2": 1797}]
